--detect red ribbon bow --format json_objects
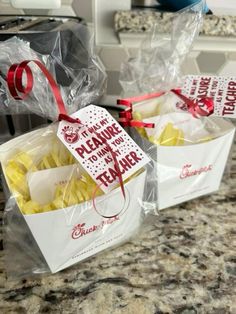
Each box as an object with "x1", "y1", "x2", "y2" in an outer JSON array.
[
  {"x1": 7, "y1": 60, "x2": 125, "y2": 218},
  {"x1": 118, "y1": 89, "x2": 214, "y2": 128},
  {"x1": 118, "y1": 91, "x2": 165, "y2": 128},
  {"x1": 171, "y1": 89, "x2": 214, "y2": 118}
]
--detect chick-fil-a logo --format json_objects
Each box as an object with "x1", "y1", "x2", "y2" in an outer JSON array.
[
  {"x1": 180, "y1": 163, "x2": 213, "y2": 179},
  {"x1": 61, "y1": 125, "x2": 80, "y2": 144},
  {"x1": 71, "y1": 216, "x2": 119, "y2": 240}
]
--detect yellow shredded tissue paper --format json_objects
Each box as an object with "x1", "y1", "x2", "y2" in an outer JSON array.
[
  {"x1": 4, "y1": 141, "x2": 103, "y2": 215},
  {"x1": 133, "y1": 111, "x2": 212, "y2": 146}
]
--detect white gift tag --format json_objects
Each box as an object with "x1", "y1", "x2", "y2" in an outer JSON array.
[
  {"x1": 28, "y1": 164, "x2": 80, "y2": 205},
  {"x1": 183, "y1": 75, "x2": 236, "y2": 118},
  {"x1": 57, "y1": 105, "x2": 150, "y2": 194}
]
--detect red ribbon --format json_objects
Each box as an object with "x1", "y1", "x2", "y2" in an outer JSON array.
[
  {"x1": 7, "y1": 60, "x2": 125, "y2": 218},
  {"x1": 118, "y1": 89, "x2": 214, "y2": 128},
  {"x1": 171, "y1": 89, "x2": 214, "y2": 118},
  {"x1": 7, "y1": 60, "x2": 69, "y2": 116},
  {"x1": 118, "y1": 91, "x2": 165, "y2": 128},
  {"x1": 90, "y1": 129, "x2": 126, "y2": 218}
]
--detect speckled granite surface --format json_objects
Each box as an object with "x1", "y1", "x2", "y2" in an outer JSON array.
[
  {"x1": 115, "y1": 11, "x2": 236, "y2": 37},
  {"x1": 0, "y1": 137, "x2": 236, "y2": 313}
]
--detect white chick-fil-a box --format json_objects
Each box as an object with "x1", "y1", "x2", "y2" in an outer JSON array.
[
  {"x1": 25, "y1": 169, "x2": 146, "y2": 273},
  {"x1": 130, "y1": 92, "x2": 235, "y2": 211},
  {"x1": 0, "y1": 105, "x2": 149, "y2": 273}
]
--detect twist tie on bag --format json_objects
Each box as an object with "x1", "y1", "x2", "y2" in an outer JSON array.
[
  {"x1": 118, "y1": 89, "x2": 214, "y2": 128},
  {"x1": 7, "y1": 60, "x2": 126, "y2": 219}
]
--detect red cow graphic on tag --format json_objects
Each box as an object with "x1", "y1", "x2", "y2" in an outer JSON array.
[{"x1": 61, "y1": 126, "x2": 79, "y2": 144}]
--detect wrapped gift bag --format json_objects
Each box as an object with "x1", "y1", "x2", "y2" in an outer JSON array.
[
  {"x1": 118, "y1": 1, "x2": 235, "y2": 211},
  {"x1": 1, "y1": 61, "x2": 149, "y2": 276},
  {"x1": 119, "y1": 91, "x2": 235, "y2": 211}
]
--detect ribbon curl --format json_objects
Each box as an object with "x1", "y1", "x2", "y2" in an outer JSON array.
[
  {"x1": 7, "y1": 60, "x2": 80, "y2": 123},
  {"x1": 7, "y1": 60, "x2": 125, "y2": 218}
]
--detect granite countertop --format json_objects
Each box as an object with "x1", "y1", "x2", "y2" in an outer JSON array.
[
  {"x1": 0, "y1": 138, "x2": 236, "y2": 313},
  {"x1": 114, "y1": 10, "x2": 236, "y2": 37}
]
